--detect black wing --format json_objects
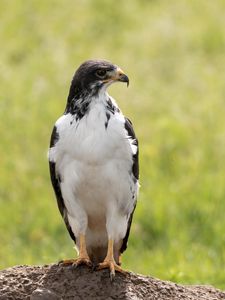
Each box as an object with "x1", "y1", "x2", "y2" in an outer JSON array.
[
  {"x1": 120, "y1": 117, "x2": 139, "y2": 253},
  {"x1": 49, "y1": 126, "x2": 76, "y2": 242}
]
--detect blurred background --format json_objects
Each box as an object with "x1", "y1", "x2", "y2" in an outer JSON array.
[{"x1": 0, "y1": 0, "x2": 225, "y2": 289}]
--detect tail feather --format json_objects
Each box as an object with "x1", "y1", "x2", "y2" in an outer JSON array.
[
  {"x1": 88, "y1": 241, "x2": 122, "y2": 265},
  {"x1": 88, "y1": 246, "x2": 107, "y2": 265}
]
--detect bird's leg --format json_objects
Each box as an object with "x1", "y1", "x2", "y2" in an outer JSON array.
[
  {"x1": 59, "y1": 234, "x2": 92, "y2": 267},
  {"x1": 97, "y1": 238, "x2": 126, "y2": 280},
  {"x1": 118, "y1": 254, "x2": 122, "y2": 266}
]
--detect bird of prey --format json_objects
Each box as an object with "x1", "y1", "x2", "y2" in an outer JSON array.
[{"x1": 48, "y1": 59, "x2": 139, "y2": 279}]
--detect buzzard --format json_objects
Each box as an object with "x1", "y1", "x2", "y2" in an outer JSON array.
[{"x1": 48, "y1": 60, "x2": 139, "y2": 279}]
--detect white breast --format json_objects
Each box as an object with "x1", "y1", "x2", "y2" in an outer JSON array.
[{"x1": 49, "y1": 94, "x2": 138, "y2": 250}]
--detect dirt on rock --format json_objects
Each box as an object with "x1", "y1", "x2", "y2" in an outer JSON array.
[{"x1": 0, "y1": 264, "x2": 224, "y2": 300}]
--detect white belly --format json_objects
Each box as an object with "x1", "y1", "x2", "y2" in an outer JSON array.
[{"x1": 62, "y1": 158, "x2": 133, "y2": 216}]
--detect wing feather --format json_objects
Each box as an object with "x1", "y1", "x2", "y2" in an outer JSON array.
[
  {"x1": 49, "y1": 126, "x2": 76, "y2": 242},
  {"x1": 120, "y1": 118, "x2": 139, "y2": 253}
]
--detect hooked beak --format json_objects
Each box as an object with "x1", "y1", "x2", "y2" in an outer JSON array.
[
  {"x1": 103, "y1": 67, "x2": 129, "y2": 87},
  {"x1": 114, "y1": 68, "x2": 129, "y2": 87}
]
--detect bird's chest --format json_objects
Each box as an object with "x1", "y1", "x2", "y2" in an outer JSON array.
[
  {"x1": 55, "y1": 105, "x2": 129, "y2": 166},
  {"x1": 52, "y1": 105, "x2": 133, "y2": 214}
]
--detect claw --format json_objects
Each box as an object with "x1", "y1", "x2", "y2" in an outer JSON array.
[
  {"x1": 59, "y1": 257, "x2": 92, "y2": 268},
  {"x1": 96, "y1": 238, "x2": 127, "y2": 280},
  {"x1": 97, "y1": 259, "x2": 126, "y2": 281},
  {"x1": 72, "y1": 257, "x2": 92, "y2": 268},
  {"x1": 58, "y1": 259, "x2": 76, "y2": 266},
  {"x1": 59, "y1": 234, "x2": 92, "y2": 268}
]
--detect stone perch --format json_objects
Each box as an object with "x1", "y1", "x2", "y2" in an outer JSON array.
[{"x1": 0, "y1": 264, "x2": 224, "y2": 300}]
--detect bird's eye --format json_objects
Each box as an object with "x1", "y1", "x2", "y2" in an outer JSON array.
[{"x1": 95, "y1": 69, "x2": 107, "y2": 78}]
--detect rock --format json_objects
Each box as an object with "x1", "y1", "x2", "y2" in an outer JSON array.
[
  {"x1": 0, "y1": 264, "x2": 224, "y2": 300},
  {"x1": 30, "y1": 287, "x2": 62, "y2": 300}
]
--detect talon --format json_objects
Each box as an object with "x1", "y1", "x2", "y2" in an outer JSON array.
[
  {"x1": 110, "y1": 270, "x2": 115, "y2": 281},
  {"x1": 97, "y1": 238, "x2": 127, "y2": 279},
  {"x1": 59, "y1": 257, "x2": 92, "y2": 268},
  {"x1": 58, "y1": 259, "x2": 77, "y2": 266},
  {"x1": 97, "y1": 259, "x2": 126, "y2": 281},
  {"x1": 72, "y1": 257, "x2": 92, "y2": 268},
  {"x1": 59, "y1": 234, "x2": 92, "y2": 268}
]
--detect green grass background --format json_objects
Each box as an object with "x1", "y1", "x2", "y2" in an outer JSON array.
[{"x1": 0, "y1": 0, "x2": 225, "y2": 289}]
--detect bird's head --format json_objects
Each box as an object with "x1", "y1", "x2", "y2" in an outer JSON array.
[{"x1": 68, "y1": 59, "x2": 129, "y2": 100}]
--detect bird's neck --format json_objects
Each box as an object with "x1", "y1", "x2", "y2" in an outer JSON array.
[{"x1": 65, "y1": 89, "x2": 110, "y2": 119}]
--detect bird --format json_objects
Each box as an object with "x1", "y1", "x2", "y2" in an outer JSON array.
[{"x1": 48, "y1": 59, "x2": 139, "y2": 279}]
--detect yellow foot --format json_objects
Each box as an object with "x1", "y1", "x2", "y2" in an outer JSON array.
[
  {"x1": 97, "y1": 259, "x2": 126, "y2": 280},
  {"x1": 59, "y1": 257, "x2": 92, "y2": 268}
]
